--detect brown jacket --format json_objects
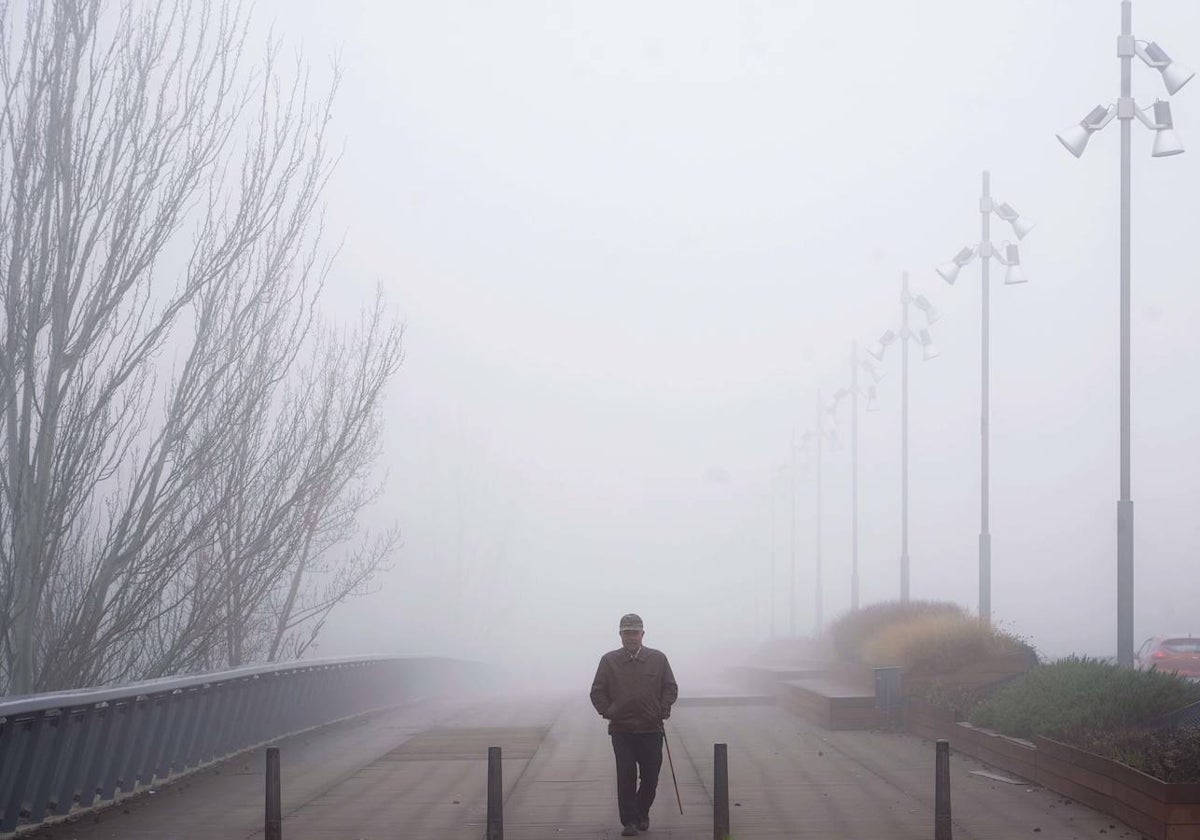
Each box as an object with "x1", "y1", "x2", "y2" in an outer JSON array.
[{"x1": 589, "y1": 646, "x2": 678, "y2": 734}]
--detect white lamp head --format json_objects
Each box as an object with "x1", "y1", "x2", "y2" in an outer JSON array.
[
  {"x1": 1151, "y1": 100, "x2": 1185, "y2": 157},
  {"x1": 1002, "y1": 244, "x2": 1027, "y2": 285},
  {"x1": 936, "y1": 262, "x2": 961, "y2": 285},
  {"x1": 1057, "y1": 105, "x2": 1111, "y2": 158},
  {"x1": 995, "y1": 202, "x2": 1036, "y2": 240},
  {"x1": 913, "y1": 293, "x2": 941, "y2": 325},
  {"x1": 918, "y1": 328, "x2": 940, "y2": 361},
  {"x1": 937, "y1": 246, "x2": 975, "y2": 285},
  {"x1": 860, "y1": 357, "x2": 885, "y2": 383},
  {"x1": 1145, "y1": 42, "x2": 1195, "y2": 96},
  {"x1": 867, "y1": 328, "x2": 897, "y2": 361}
]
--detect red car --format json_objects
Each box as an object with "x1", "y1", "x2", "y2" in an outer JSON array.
[{"x1": 1135, "y1": 635, "x2": 1200, "y2": 679}]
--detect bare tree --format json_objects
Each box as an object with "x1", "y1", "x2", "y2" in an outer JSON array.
[
  {"x1": 190, "y1": 291, "x2": 403, "y2": 667},
  {"x1": 0, "y1": 0, "x2": 402, "y2": 693}
]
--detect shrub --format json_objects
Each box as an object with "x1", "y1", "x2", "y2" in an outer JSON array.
[
  {"x1": 907, "y1": 679, "x2": 992, "y2": 716},
  {"x1": 826, "y1": 600, "x2": 967, "y2": 663},
  {"x1": 860, "y1": 613, "x2": 1034, "y2": 675},
  {"x1": 969, "y1": 656, "x2": 1200, "y2": 740}
]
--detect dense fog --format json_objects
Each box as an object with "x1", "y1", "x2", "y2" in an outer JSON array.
[{"x1": 247, "y1": 0, "x2": 1200, "y2": 685}]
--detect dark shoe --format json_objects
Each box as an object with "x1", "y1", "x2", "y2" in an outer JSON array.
[
  {"x1": 637, "y1": 819, "x2": 650, "y2": 831},
  {"x1": 621, "y1": 824, "x2": 639, "y2": 836}
]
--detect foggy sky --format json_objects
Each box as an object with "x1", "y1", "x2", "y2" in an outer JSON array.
[{"x1": 254, "y1": 0, "x2": 1200, "y2": 682}]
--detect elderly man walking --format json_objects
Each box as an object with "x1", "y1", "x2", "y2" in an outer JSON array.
[{"x1": 589, "y1": 613, "x2": 679, "y2": 836}]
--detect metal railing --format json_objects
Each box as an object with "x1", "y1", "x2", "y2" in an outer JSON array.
[{"x1": 0, "y1": 655, "x2": 484, "y2": 834}]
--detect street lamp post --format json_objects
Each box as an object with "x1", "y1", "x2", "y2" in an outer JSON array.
[
  {"x1": 851, "y1": 342, "x2": 860, "y2": 611},
  {"x1": 770, "y1": 463, "x2": 785, "y2": 638},
  {"x1": 901, "y1": 279, "x2": 910, "y2": 603},
  {"x1": 815, "y1": 389, "x2": 824, "y2": 634},
  {"x1": 789, "y1": 427, "x2": 798, "y2": 637},
  {"x1": 866, "y1": 274, "x2": 941, "y2": 603},
  {"x1": 1056, "y1": 0, "x2": 1192, "y2": 667},
  {"x1": 827, "y1": 344, "x2": 883, "y2": 613},
  {"x1": 890, "y1": 276, "x2": 919, "y2": 605},
  {"x1": 937, "y1": 171, "x2": 1034, "y2": 625}
]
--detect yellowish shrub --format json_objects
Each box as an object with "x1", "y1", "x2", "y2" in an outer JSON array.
[{"x1": 860, "y1": 613, "x2": 1027, "y2": 675}]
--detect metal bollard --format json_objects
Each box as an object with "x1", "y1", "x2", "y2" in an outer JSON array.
[
  {"x1": 713, "y1": 743, "x2": 730, "y2": 840},
  {"x1": 265, "y1": 746, "x2": 282, "y2": 840},
  {"x1": 934, "y1": 739, "x2": 952, "y2": 840},
  {"x1": 486, "y1": 746, "x2": 503, "y2": 840}
]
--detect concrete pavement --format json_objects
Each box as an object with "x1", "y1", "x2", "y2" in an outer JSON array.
[{"x1": 25, "y1": 691, "x2": 1138, "y2": 839}]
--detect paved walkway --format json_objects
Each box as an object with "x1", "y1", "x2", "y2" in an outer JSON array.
[{"x1": 26, "y1": 691, "x2": 1134, "y2": 839}]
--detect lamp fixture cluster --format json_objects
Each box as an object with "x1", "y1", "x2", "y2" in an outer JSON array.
[
  {"x1": 867, "y1": 287, "x2": 942, "y2": 368},
  {"x1": 936, "y1": 199, "x2": 1034, "y2": 289},
  {"x1": 1058, "y1": 40, "x2": 1193, "y2": 158}
]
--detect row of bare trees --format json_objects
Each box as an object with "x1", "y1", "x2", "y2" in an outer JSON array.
[{"x1": 0, "y1": 0, "x2": 403, "y2": 694}]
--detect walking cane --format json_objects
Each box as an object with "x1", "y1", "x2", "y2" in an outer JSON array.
[{"x1": 662, "y1": 724, "x2": 684, "y2": 815}]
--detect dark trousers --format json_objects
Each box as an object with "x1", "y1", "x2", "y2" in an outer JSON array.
[{"x1": 610, "y1": 731, "x2": 664, "y2": 826}]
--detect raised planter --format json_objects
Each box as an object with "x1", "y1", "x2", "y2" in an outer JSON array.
[
  {"x1": 903, "y1": 699, "x2": 1200, "y2": 840},
  {"x1": 1034, "y1": 736, "x2": 1200, "y2": 840},
  {"x1": 779, "y1": 677, "x2": 890, "y2": 730}
]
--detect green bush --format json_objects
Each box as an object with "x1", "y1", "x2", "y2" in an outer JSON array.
[
  {"x1": 969, "y1": 656, "x2": 1200, "y2": 740},
  {"x1": 907, "y1": 680, "x2": 991, "y2": 716},
  {"x1": 826, "y1": 600, "x2": 967, "y2": 663}
]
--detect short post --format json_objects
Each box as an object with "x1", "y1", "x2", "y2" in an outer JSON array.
[
  {"x1": 265, "y1": 746, "x2": 281, "y2": 840},
  {"x1": 486, "y1": 746, "x2": 503, "y2": 840},
  {"x1": 713, "y1": 743, "x2": 730, "y2": 840},
  {"x1": 934, "y1": 739, "x2": 952, "y2": 840}
]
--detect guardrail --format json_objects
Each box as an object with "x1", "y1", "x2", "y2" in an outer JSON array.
[{"x1": 0, "y1": 655, "x2": 484, "y2": 834}]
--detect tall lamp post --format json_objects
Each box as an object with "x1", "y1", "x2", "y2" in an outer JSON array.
[
  {"x1": 770, "y1": 462, "x2": 788, "y2": 638},
  {"x1": 936, "y1": 171, "x2": 1035, "y2": 625},
  {"x1": 866, "y1": 272, "x2": 942, "y2": 602},
  {"x1": 1056, "y1": 0, "x2": 1192, "y2": 667},
  {"x1": 825, "y1": 347, "x2": 882, "y2": 613},
  {"x1": 815, "y1": 390, "x2": 825, "y2": 633},
  {"x1": 796, "y1": 390, "x2": 838, "y2": 634},
  {"x1": 789, "y1": 427, "x2": 799, "y2": 636}
]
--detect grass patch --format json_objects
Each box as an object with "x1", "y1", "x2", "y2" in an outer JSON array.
[{"x1": 969, "y1": 656, "x2": 1200, "y2": 740}]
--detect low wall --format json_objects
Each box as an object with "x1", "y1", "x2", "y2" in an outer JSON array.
[{"x1": 905, "y1": 699, "x2": 1200, "y2": 840}]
